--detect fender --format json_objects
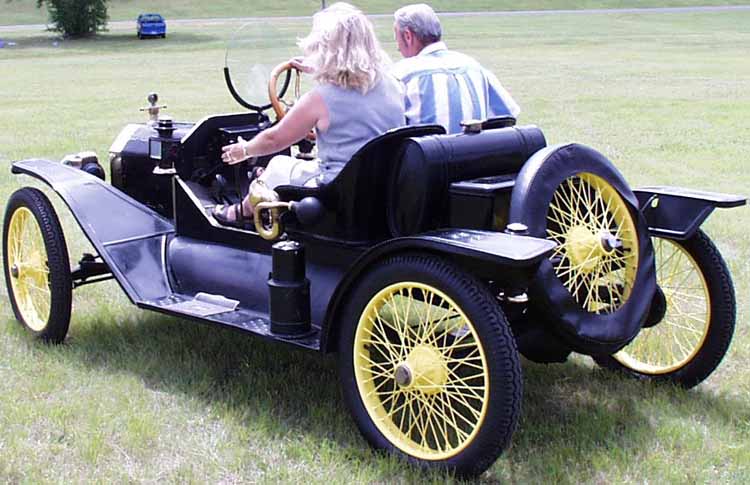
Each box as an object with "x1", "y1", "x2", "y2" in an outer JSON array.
[
  {"x1": 635, "y1": 186, "x2": 746, "y2": 240},
  {"x1": 319, "y1": 228, "x2": 556, "y2": 352},
  {"x1": 11, "y1": 159, "x2": 174, "y2": 304}
]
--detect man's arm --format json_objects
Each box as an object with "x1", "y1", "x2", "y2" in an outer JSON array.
[{"x1": 484, "y1": 69, "x2": 521, "y2": 118}]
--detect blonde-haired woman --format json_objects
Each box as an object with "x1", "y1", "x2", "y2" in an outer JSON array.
[{"x1": 215, "y1": 2, "x2": 405, "y2": 226}]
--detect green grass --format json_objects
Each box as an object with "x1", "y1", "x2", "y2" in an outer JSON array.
[
  {"x1": 2, "y1": 0, "x2": 750, "y2": 25},
  {"x1": 2, "y1": 10, "x2": 750, "y2": 483}
]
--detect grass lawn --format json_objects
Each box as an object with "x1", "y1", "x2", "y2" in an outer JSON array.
[{"x1": 1, "y1": 9, "x2": 750, "y2": 483}]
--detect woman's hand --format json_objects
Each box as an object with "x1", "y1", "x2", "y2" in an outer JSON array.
[
  {"x1": 221, "y1": 136, "x2": 249, "y2": 164},
  {"x1": 289, "y1": 56, "x2": 314, "y2": 74}
]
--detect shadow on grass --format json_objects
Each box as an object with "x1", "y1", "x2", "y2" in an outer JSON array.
[
  {"x1": 1, "y1": 31, "x2": 220, "y2": 50},
  {"x1": 50, "y1": 311, "x2": 750, "y2": 482}
]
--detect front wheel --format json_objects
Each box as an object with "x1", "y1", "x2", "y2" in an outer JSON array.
[
  {"x1": 3, "y1": 188, "x2": 72, "y2": 343},
  {"x1": 337, "y1": 253, "x2": 522, "y2": 477},
  {"x1": 594, "y1": 231, "x2": 735, "y2": 388}
]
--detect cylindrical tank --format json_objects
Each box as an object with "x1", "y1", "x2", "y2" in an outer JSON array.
[{"x1": 268, "y1": 240, "x2": 311, "y2": 335}]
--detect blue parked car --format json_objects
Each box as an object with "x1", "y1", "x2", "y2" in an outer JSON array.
[{"x1": 137, "y1": 13, "x2": 166, "y2": 39}]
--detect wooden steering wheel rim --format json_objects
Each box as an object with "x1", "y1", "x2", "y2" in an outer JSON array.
[
  {"x1": 268, "y1": 60, "x2": 316, "y2": 141},
  {"x1": 269, "y1": 61, "x2": 297, "y2": 121}
]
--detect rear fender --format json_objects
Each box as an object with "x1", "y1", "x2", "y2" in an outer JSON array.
[
  {"x1": 635, "y1": 186, "x2": 746, "y2": 240},
  {"x1": 319, "y1": 228, "x2": 555, "y2": 352}
]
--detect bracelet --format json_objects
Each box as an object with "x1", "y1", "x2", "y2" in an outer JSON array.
[{"x1": 241, "y1": 142, "x2": 249, "y2": 158}]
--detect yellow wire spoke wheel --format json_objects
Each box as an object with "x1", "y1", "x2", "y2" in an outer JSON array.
[
  {"x1": 354, "y1": 282, "x2": 488, "y2": 460},
  {"x1": 339, "y1": 254, "x2": 522, "y2": 478},
  {"x1": 596, "y1": 232, "x2": 736, "y2": 388},
  {"x1": 7, "y1": 207, "x2": 52, "y2": 331},
  {"x1": 508, "y1": 144, "x2": 654, "y2": 355},
  {"x1": 546, "y1": 173, "x2": 639, "y2": 314},
  {"x1": 3, "y1": 188, "x2": 72, "y2": 343}
]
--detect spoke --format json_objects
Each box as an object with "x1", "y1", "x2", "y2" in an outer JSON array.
[
  {"x1": 359, "y1": 353, "x2": 395, "y2": 376},
  {"x1": 390, "y1": 390, "x2": 416, "y2": 424},
  {"x1": 441, "y1": 392, "x2": 480, "y2": 429},
  {"x1": 364, "y1": 374, "x2": 395, "y2": 398},
  {"x1": 361, "y1": 365, "x2": 396, "y2": 383},
  {"x1": 363, "y1": 320, "x2": 400, "y2": 364},
  {"x1": 376, "y1": 387, "x2": 403, "y2": 414},
  {"x1": 434, "y1": 392, "x2": 459, "y2": 446}
]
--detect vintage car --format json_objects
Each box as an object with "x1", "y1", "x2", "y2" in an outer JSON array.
[
  {"x1": 137, "y1": 13, "x2": 166, "y2": 39},
  {"x1": 2, "y1": 38, "x2": 745, "y2": 477}
]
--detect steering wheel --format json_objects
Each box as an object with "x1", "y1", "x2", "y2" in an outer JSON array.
[
  {"x1": 269, "y1": 61, "x2": 302, "y2": 121},
  {"x1": 268, "y1": 61, "x2": 316, "y2": 141}
]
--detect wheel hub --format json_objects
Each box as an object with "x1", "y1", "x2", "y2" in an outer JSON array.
[
  {"x1": 566, "y1": 225, "x2": 621, "y2": 273},
  {"x1": 394, "y1": 364, "x2": 413, "y2": 387},
  {"x1": 396, "y1": 345, "x2": 448, "y2": 395}
]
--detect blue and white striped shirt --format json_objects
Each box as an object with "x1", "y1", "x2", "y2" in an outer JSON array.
[{"x1": 390, "y1": 42, "x2": 520, "y2": 134}]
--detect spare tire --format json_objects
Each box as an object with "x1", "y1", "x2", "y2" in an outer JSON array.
[{"x1": 509, "y1": 143, "x2": 656, "y2": 354}]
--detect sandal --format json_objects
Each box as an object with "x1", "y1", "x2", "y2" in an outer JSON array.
[{"x1": 212, "y1": 202, "x2": 252, "y2": 229}]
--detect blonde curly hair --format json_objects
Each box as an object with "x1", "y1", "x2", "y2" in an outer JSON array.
[{"x1": 298, "y1": 2, "x2": 390, "y2": 94}]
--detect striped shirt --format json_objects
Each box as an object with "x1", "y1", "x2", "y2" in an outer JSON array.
[{"x1": 390, "y1": 42, "x2": 520, "y2": 134}]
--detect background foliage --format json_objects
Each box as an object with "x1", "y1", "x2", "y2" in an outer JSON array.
[{"x1": 33, "y1": 0, "x2": 109, "y2": 37}]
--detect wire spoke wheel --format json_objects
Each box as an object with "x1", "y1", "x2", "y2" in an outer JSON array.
[
  {"x1": 546, "y1": 173, "x2": 639, "y2": 314},
  {"x1": 614, "y1": 237, "x2": 709, "y2": 373},
  {"x1": 3, "y1": 188, "x2": 72, "y2": 343},
  {"x1": 509, "y1": 144, "x2": 655, "y2": 354},
  {"x1": 6, "y1": 207, "x2": 52, "y2": 331},
  {"x1": 338, "y1": 254, "x2": 521, "y2": 477},
  {"x1": 354, "y1": 282, "x2": 488, "y2": 460},
  {"x1": 594, "y1": 231, "x2": 735, "y2": 388}
]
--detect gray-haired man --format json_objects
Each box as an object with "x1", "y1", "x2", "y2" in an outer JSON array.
[{"x1": 391, "y1": 4, "x2": 520, "y2": 134}]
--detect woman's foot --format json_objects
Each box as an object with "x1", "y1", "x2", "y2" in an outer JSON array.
[{"x1": 212, "y1": 202, "x2": 252, "y2": 228}]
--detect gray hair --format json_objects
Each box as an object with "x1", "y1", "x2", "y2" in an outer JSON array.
[{"x1": 394, "y1": 4, "x2": 442, "y2": 44}]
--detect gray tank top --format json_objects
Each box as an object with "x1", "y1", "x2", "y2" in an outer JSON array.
[{"x1": 315, "y1": 74, "x2": 405, "y2": 169}]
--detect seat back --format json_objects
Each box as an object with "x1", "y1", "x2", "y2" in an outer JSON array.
[{"x1": 276, "y1": 125, "x2": 446, "y2": 244}]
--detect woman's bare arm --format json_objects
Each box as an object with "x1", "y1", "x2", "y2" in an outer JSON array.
[{"x1": 221, "y1": 90, "x2": 327, "y2": 164}]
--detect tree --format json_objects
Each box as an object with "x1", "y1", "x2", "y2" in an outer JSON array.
[{"x1": 36, "y1": 0, "x2": 109, "y2": 38}]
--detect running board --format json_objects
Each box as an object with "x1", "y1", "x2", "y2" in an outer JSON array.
[{"x1": 139, "y1": 294, "x2": 321, "y2": 351}]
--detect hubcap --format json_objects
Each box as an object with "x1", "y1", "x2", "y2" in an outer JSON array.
[
  {"x1": 394, "y1": 364, "x2": 413, "y2": 387},
  {"x1": 396, "y1": 345, "x2": 449, "y2": 395},
  {"x1": 565, "y1": 226, "x2": 623, "y2": 274}
]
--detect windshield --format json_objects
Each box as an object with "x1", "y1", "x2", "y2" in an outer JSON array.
[
  {"x1": 140, "y1": 14, "x2": 163, "y2": 23},
  {"x1": 224, "y1": 19, "x2": 309, "y2": 112}
]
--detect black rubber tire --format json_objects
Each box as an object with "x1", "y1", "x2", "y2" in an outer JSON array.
[
  {"x1": 3, "y1": 188, "x2": 72, "y2": 343},
  {"x1": 508, "y1": 143, "x2": 656, "y2": 355},
  {"x1": 594, "y1": 231, "x2": 735, "y2": 388},
  {"x1": 337, "y1": 253, "x2": 522, "y2": 478}
]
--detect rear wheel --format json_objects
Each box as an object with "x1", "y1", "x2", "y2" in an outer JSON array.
[
  {"x1": 337, "y1": 253, "x2": 522, "y2": 477},
  {"x1": 594, "y1": 231, "x2": 735, "y2": 388},
  {"x1": 3, "y1": 188, "x2": 72, "y2": 343}
]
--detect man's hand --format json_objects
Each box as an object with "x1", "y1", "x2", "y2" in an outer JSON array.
[{"x1": 221, "y1": 136, "x2": 248, "y2": 165}]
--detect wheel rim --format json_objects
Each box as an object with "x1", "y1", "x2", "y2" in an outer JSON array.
[
  {"x1": 546, "y1": 173, "x2": 639, "y2": 313},
  {"x1": 613, "y1": 238, "x2": 710, "y2": 374},
  {"x1": 353, "y1": 282, "x2": 490, "y2": 460},
  {"x1": 6, "y1": 207, "x2": 52, "y2": 331}
]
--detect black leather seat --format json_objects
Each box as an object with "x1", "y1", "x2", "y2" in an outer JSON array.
[{"x1": 275, "y1": 125, "x2": 445, "y2": 243}]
